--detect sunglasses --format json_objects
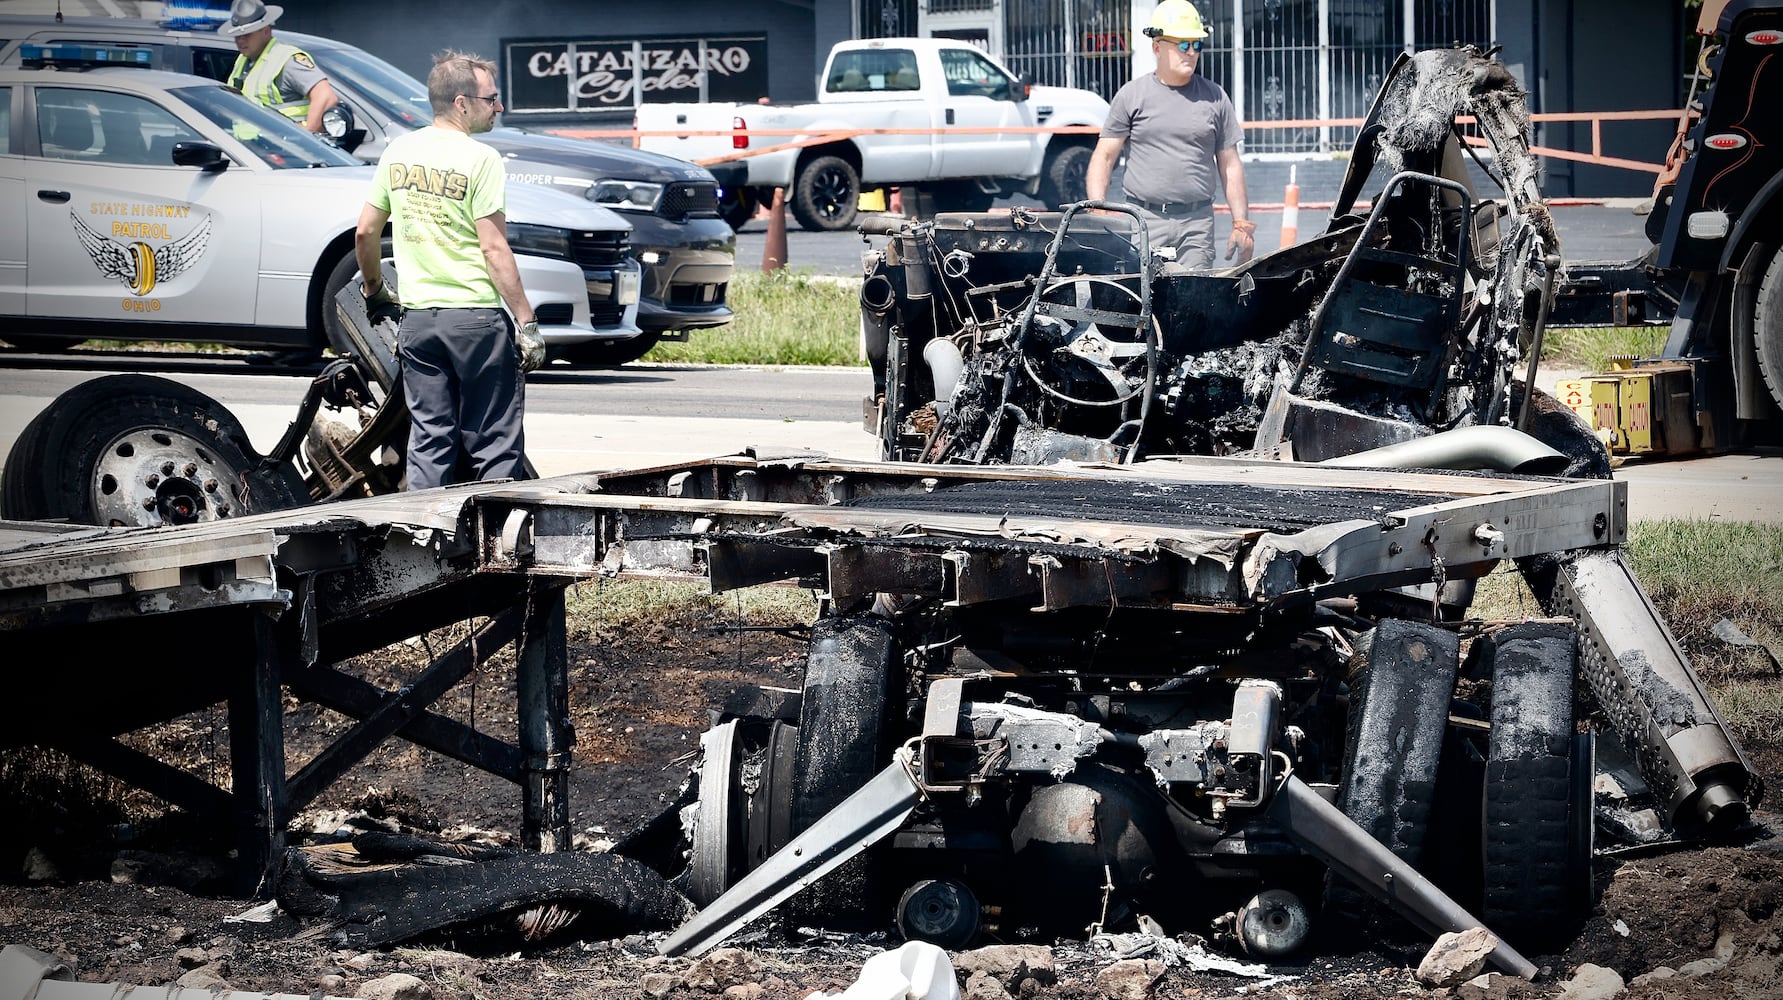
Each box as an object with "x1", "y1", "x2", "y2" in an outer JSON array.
[{"x1": 1172, "y1": 39, "x2": 1205, "y2": 53}]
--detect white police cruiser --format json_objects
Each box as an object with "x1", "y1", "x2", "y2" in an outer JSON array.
[{"x1": 0, "y1": 43, "x2": 643, "y2": 361}]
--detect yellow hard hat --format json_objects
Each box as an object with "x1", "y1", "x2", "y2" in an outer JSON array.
[{"x1": 1144, "y1": 0, "x2": 1208, "y2": 41}]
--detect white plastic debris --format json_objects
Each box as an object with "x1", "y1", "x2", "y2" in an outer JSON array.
[
  {"x1": 222, "y1": 900, "x2": 280, "y2": 923},
  {"x1": 1089, "y1": 930, "x2": 1287, "y2": 982},
  {"x1": 804, "y1": 940, "x2": 960, "y2": 1000}
]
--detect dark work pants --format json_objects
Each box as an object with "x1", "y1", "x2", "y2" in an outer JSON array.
[{"x1": 398, "y1": 306, "x2": 527, "y2": 490}]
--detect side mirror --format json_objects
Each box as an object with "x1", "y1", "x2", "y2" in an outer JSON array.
[
  {"x1": 322, "y1": 104, "x2": 365, "y2": 152},
  {"x1": 172, "y1": 140, "x2": 230, "y2": 172},
  {"x1": 1015, "y1": 72, "x2": 1035, "y2": 102}
]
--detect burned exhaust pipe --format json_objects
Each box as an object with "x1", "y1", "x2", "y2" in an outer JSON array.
[
  {"x1": 861, "y1": 272, "x2": 896, "y2": 394},
  {"x1": 1320, "y1": 425, "x2": 1569, "y2": 475}
]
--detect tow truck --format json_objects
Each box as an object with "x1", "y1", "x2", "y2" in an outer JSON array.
[{"x1": 1547, "y1": 0, "x2": 1783, "y2": 455}]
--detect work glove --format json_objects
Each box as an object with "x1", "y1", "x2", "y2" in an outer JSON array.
[
  {"x1": 1226, "y1": 219, "x2": 1257, "y2": 264},
  {"x1": 362, "y1": 279, "x2": 402, "y2": 326},
  {"x1": 515, "y1": 320, "x2": 547, "y2": 374}
]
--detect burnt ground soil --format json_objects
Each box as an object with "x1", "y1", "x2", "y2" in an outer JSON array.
[{"x1": 3, "y1": 597, "x2": 1782, "y2": 1000}]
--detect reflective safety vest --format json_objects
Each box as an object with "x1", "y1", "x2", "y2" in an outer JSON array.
[{"x1": 228, "y1": 39, "x2": 311, "y2": 124}]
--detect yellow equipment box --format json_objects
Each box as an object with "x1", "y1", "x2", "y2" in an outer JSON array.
[{"x1": 1556, "y1": 360, "x2": 1700, "y2": 456}]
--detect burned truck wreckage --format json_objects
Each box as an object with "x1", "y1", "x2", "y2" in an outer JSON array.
[
  {"x1": 0, "y1": 46, "x2": 1765, "y2": 979},
  {"x1": 860, "y1": 48, "x2": 1578, "y2": 474}
]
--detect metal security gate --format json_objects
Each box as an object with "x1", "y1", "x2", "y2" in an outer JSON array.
[
  {"x1": 1196, "y1": 0, "x2": 1495, "y2": 154},
  {"x1": 1001, "y1": 0, "x2": 1136, "y2": 101}
]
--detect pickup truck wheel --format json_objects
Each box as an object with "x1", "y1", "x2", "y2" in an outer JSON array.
[
  {"x1": 791, "y1": 155, "x2": 860, "y2": 232},
  {"x1": 1039, "y1": 143, "x2": 1093, "y2": 209},
  {"x1": 1754, "y1": 244, "x2": 1783, "y2": 413},
  {"x1": 719, "y1": 186, "x2": 760, "y2": 230},
  {"x1": 1, "y1": 374, "x2": 308, "y2": 526},
  {"x1": 559, "y1": 331, "x2": 662, "y2": 367}
]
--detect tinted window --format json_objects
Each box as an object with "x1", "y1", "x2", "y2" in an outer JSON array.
[
  {"x1": 307, "y1": 44, "x2": 430, "y2": 127},
  {"x1": 190, "y1": 45, "x2": 238, "y2": 83},
  {"x1": 939, "y1": 49, "x2": 1013, "y2": 100},
  {"x1": 825, "y1": 49, "x2": 920, "y2": 93},
  {"x1": 172, "y1": 84, "x2": 359, "y2": 169},
  {"x1": 0, "y1": 86, "x2": 10, "y2": 154},
  {"x1": 36, "y1": 87, "x2": 202, "y2": 165}
]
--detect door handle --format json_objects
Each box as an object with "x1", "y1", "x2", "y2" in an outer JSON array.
[
  {"x1": 945, "y1": 109, "x2": 956, "y2": 125},
  {"x1": 37, "y1": 190, "x2": 71, "y2": 203}
]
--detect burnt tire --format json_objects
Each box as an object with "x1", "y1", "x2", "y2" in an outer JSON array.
[
  {"x1": 1515, "y1": 382, "x2": 1612, "y2": 480},
  {"x1": 787, "y1": 614, "x2": 899, "y2": 928},
  {"x1": 790, "y1": 155, "x2": 860, "y2": 232},
  {"x1": 559, "y1": 330, "x2": 662, "y2": 367},
  {"x1": 1039, "y1": 142, "x2": 1093, "y2": 209},
  {"x1": 1755, "y1": 244, "x2": 1783, "y2": 414},
  {"x1": 1481, "y1": 622, "x2": 1592, "y2": 952},
  {"x1": 2, "y1": 374, "x2": 309, "y2": 526}
]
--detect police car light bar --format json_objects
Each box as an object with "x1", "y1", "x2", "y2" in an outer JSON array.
[
  {"x1": 20, "y1": 43, "x2": 155, "y2": 69},
  {"x1": 160, "y1": 0, "x2": 231, "y2": 32}
]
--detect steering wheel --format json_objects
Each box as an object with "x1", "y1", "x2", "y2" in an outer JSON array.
[{"x1": 1016, "y1": 274, "x2": 1160, "y2": 407}]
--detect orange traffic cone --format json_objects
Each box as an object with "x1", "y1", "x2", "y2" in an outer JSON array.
[
  {"x1": 762, "y1": 186, "x2": 788, "y2": 272},
  {"x1": 1279, "y1": 165, "x2": 1300, "y2": 250}
]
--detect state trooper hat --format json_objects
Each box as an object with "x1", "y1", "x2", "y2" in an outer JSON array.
[{"x1": 218, "y1": 0, "x2": 285, "y2": 36}]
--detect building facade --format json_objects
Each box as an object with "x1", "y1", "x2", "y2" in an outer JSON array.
[{"x1": 131, "y1": 0, "x2": 1688, "y2": 196}]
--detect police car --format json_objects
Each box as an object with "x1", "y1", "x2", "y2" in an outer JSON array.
[
  {"x1": 0, "y1": 44, "x2": 643, "y2": 361},
  {"x1": 0, "y1": 9, "x2": 736, "y2": 366}
]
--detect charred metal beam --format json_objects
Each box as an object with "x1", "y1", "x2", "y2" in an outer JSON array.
[
  {"x1": 232, "y1": 612, "x2": 293, "y2": 894},
  {"x1": 1030, "y1": 552, "x2": 1174, "y2": 610},
  {"x1": 941, "y1": 548, "x2": 1039, "y2": 606},
  {"x1": 1268, "y1": 774, "x2": 1537, "y2": 979},
  {"x1": 1552, "y1": 549, "x2": 1761, "y2": 834},
  {"x1": 50, "y1": 731, "x2": 234, "y2": 822},
  {"x1": 286, "y1": 605, "x2": 523, "y2": 813},
  {"x1": 284, "y1": 665, "x2": 523, "y2": 781},
  {"x1": 518, "y1": 584, "x2": 573, "y2": 853},
  {"x1": 703, "y1": 534, "x2": 827, "y2": 592},
  {"x1": 823, "y1": 542, "x2": 947, "y2": 606}
]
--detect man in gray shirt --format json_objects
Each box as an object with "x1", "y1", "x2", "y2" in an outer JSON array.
[{"x1": 1086, "y1": 0, "x2": 1254, "y2": 269}]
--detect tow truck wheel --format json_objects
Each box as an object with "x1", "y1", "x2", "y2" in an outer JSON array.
[
  {"x1": 1754, "y1": 244, "x2": 1783, "y2": 414},
  {"x1": 787, "y1": 615, "x2": 899, "y2": 927},
  {"x1": 1, "y1": 374, "x2": 308, "y2": 527},
  {"x1": 559, "y1": 331, "x2": 662, "y2": 367},
  {"x1": 790, "y1": 155, "x2": 860, "y2": 232}
]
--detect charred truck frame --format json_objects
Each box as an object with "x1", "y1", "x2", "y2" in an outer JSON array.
[{"x1": 0, "y1": 43, "x2": 1764, "y2": 975}]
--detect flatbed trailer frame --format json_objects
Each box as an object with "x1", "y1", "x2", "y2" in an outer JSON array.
[{"x1": 0, "y1": 453, "x2": 1758, "y2": 895}]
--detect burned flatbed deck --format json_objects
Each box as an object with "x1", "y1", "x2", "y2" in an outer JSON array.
[{"x1": 0, "y1": 453, "x2": 1647, "y2": 886}]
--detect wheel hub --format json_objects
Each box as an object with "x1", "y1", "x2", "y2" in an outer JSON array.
[{"x1": 93, "y1": 428, "x2": 240, "y2": 527}]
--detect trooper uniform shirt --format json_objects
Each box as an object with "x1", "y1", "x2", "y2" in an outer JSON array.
[{"x1": 227, "y1": 38, "x2": 327, "y2": 122}]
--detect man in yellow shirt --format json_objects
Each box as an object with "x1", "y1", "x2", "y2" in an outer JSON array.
[
  {"x1": 219, "y1": 0, "x2": 339, "y2": 134},
  {"x1": 353, "y1": 50, "x2": 541, "y2": 489}
]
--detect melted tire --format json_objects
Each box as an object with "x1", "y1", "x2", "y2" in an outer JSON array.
[
  {"x1": 786, "y1": 614, "x2": 899, "y2": 928},
  {"x1": 2, "y1": 374, "x2": 308, "y2": 525},
  {"x1": 1481, "y1": 621, "x2": 1591, "y2": 951}
]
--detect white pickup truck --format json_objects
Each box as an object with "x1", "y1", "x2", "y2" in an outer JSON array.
[{"x1": 636, "y1": 38, "x2": 1109, "y2": 231}]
